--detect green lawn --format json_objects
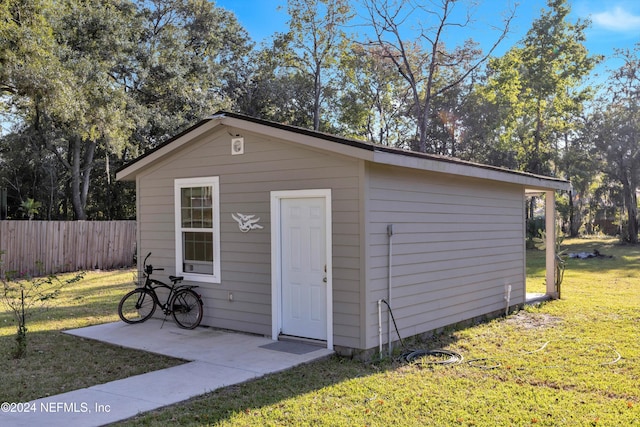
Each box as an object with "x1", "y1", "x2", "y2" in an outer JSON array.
[
  {"x1": 1, "y1": 239, "x2": 639, "y2": 426},
  {"x1": 117, "y1": 238, "x2": 640, "y2": 426},
  {"x1": 0, "y1": 269, "x2": 185, "y2": 402}
]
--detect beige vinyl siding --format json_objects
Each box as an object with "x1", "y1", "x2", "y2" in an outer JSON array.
[
  {"x1": 136, "y1": 127, "x2": 361, "y2": 346},
  {"x1": 364, "y1": 163, "x2": 525, "y2": 350}
]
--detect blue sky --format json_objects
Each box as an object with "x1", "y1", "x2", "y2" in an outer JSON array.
[
  {"x1": 216, "y1": 0, "x2": 640, "y2": 72},
  {"x1": 2, "y1": 1, "x2": 637, "y2": 136}
]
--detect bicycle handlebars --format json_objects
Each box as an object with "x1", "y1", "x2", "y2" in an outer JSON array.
[{"x1": 143, "y1": 252, "x2": 165, "y2": 275}]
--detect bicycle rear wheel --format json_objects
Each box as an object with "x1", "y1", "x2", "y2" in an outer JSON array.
[
  {"x1": 171, "y1": 289, "x2": 203, "y2": 329},
  {"x1": 118, "y1": 288, "x2": 156, "y2": 324}
]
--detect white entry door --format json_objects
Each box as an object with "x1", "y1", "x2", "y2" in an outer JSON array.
[
  {"x1": 280, "y1": 196, "x2": 327, "y2": 340},
  {"x1": 271, "y1": 189, "x2": 333, "y2": 348}
]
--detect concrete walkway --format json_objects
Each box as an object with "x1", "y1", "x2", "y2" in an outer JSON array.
[
  {"x1": 1, "y1": 320, "x2": 333, "y2": 427},
  {"x1": 525, "y1": 292, "x2": 552, "y2": 305}
]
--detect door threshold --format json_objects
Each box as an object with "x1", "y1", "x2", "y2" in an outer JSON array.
[{"x1": 278, "y1": 334, "x2": 326, "y2": 347}]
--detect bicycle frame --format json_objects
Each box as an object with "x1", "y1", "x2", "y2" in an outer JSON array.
[
  {"x1": 119, "y1": 252, "x2": 203, "y2": 329},
  {"x1": 138, "y1": 253, "x2": 199, "y2": 316}
]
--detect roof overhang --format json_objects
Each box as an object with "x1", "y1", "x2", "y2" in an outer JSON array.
[
  {"x1": 116, "y1": 111, "x2": 571, "y2": 193},
  {"x1": 372, "y1": 150, "x2": 570, "y2": 192}
]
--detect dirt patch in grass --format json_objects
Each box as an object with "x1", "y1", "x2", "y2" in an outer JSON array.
[{"x1": 505, "y1": 311, "x2": 563, "y2": 330}]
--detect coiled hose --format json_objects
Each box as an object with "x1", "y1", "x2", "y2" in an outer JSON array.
[
  {"x1": 403, "y1": 349, "x2": 464, "y2": 365},
  {"x1": 380, "y1": 299, "x2": 463, "y2": 366}
]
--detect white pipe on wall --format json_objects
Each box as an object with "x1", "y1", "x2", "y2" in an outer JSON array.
[
  {"x1": 505, "y1": 284, "x2": 512, "y2": 316},
  {"x1": 378, "y1": 299, "x2": 383, "y2": 354},
  {"x1": 387, "y1": 224, "x2": 394, "y2": 357}
]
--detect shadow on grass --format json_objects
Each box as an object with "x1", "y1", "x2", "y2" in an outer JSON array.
[
  {"x1": 0, "y1": 330, "x2": 185, "y2": 402},
  {"x1": 528, "y1": 238, "x2": 640, "y2": 276},
  {"x1": 0, "y1": 279, "x2": 141, "y2": 334},
  {"x1": 118, "y1": 328, "x2": 464, "y2": 426},
  {"x1": 0, "y1": 292, "x2": 129, "y2": 332},
  {"x1": 136, "y1": 356, "x2": 380, "y2": 424}
]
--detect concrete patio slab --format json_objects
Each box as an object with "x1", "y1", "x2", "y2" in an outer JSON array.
[{"x1": 1, "y1": 320, "x2": 333, "y2": 427}]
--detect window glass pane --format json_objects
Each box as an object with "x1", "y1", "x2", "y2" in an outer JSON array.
[
  {"x1": 181, "y1": 208, "x2": 191, "y2": 228},
  {"x1": 181, "y1": 188, "x2": 192, "y2": 227},
  {"x1": 192, "y1": 208, "x2": 203, "y2": 228},
  {"x1": 180, "y1": 186, "x2": 213, "y2": 229},
  {"x1": 202, "y1": 187, "x2": 212, "y2": 207},
  {"x1": 181, "y1": 188, "x2": 191, "y2": 207},
  {"x1": 191, "y1": 187, "x2": 203, "y2": 206},
  {"x1": 182, "y1": 231, "x2": 214, "y2": 275},
  {"x1": 202, "y1": 207, "x2": 213, "y2": 228}
]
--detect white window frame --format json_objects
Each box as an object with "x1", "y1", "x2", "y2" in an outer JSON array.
[{"x1": 174, "y1": 177, "x2": 221, "y2": 283}]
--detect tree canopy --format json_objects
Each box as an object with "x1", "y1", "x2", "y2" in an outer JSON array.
[{"x1": 0, "y1": 0, "x2": 638, "y2": 242}]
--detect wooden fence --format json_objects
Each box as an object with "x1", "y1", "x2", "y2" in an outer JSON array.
[{"x1": 0, "y1": 221, "x2": 136, "y2": 276}]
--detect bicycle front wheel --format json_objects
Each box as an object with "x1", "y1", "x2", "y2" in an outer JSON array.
[
  {"x1": 118, "y1": 288, "x2": 156, "y2": 324},
  {"x1": 171, "y1": 289, "x2": 203, "y2": 329}
]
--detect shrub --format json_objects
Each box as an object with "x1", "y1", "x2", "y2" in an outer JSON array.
[{"x1": 0, "y1": 251, "x2": 84, "y2": 358}]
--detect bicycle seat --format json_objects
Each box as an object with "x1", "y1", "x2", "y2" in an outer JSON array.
[{"x1": 169, "y1": 275, "x2": 184, "y2": 283}]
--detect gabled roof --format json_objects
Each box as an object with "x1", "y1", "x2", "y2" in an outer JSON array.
[{"x1": 116, "y1": 111, "x2": 570, "y2": 191}]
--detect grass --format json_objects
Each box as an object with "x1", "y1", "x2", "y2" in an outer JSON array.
[
  {"x1": 1, "y1": 238, "x2": 638, "y2": 426},
  {"x1": 115, "y1": 238, "x2": 640, "y2": 426},
  {"x1": 0, "y1": 269, "x2": 185, "y2": 402}
]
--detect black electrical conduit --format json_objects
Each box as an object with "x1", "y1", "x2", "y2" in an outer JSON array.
[{"x1": 380, "y1": 299, "x2": 463, "y2": 366}]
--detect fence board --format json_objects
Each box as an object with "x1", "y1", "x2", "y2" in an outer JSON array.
[{"x1": 0, "y1": 220, "x2": 136, "y2": 276}]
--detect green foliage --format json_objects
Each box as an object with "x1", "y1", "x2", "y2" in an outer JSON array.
[
  {"x1": 471, "y1": 0, "x2": 600, "y2": 175},
  {"x1": 336, "y1": 42, "x2": 412, "y2": 147},
  {"x1": 237, "y1": 37, "x2": 317, "y2": 129},
  {"x1": 0, "y1": 0, "x2": 61, "y2": 103},
  {"x1": 0, "y1": 0, "x2": 634, "y2": 232},
  {"x1": 526, "y1": 217, "x2": 545, "y2": 241},
  {"x1": 0, "y1": 251, "x2": 84, "y2": 358},
  {"x1": 0, "y1": 0, "x2": 254, "y2": 220},
  {"x1": 20, "y1": 197, "x2": 41, "y2": 220},
  {"x1": 284, "y1": 0, "x2": 353, "y2": 131},
  {"x1": 590, "y1": 44, "x2": 640, "y2": 244}
]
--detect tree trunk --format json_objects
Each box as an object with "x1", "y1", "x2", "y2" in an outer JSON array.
[
  {"x1": 416, "y1": 35, "x2": 440, "y2": 153},
  {"x1": 70, "y1": 138, "x2": 86, "y2": 220},
  {"x1": 623, "y1": 180, "x2": 638, "y2": 243},
  {"x1": 529, "y1": 99, "x2": 544, "y2": 175},
  {"x1": 313, "y1": 64, "x2": 321, "y2": 131},
  {"x1": 528, "y1": 196, "x2": 536, "y2": 220},
  {"x1": 80, "y1": 140, "x2": 96, "y2": 213},
  {"x1": 69, "y1": 137, "x2": 96, "y2": 220},
  {"x1": 568, "y1": 190, "x2": 582, "y2": 237}
]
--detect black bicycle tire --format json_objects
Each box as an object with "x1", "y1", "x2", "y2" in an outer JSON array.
[
  {"x1": 171, "y1": 289, "x2": 203, "y2": 329},
  {"x1": 118, "y1": 288, "x2": 157, "y2": 324}
]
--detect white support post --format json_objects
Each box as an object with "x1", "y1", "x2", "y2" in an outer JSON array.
[{"x1": 545, "y1": 191, "x2": 558, "y2": 299}]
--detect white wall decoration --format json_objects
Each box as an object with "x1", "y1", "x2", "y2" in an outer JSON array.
[{"x1": 232, "y1": 213, "x2": 264, "y2": 232}]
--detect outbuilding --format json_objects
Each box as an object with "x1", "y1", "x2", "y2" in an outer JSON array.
[{"x1": 116, "y1": 111, "x2": 570, "y2": 357}]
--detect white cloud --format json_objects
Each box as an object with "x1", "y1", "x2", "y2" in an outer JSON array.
[{"x1": 591, "y1": 6, "x2": 640, "y2": 32}]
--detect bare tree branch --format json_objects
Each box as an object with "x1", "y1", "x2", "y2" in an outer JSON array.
[{"x1": 362, "y1": 0, "x2": 517, "y2": 152}]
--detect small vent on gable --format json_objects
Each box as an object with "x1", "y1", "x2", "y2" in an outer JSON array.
[{"x1": 231, "y1": 137, "x2": 244, "y2": 155}]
